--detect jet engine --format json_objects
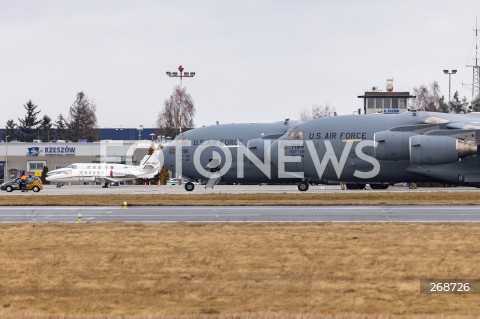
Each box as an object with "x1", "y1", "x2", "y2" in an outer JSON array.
[
  {"x1": 374, "y1": 131, "x2": 417, "y2": 161},
  {"x1": 409, "y1": 135, "x2": 477, "y2": 165}
]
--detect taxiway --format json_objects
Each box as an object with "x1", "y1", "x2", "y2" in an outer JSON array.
[{"x1": 0, "y1": 184, "x2": 473, "y2": 195}]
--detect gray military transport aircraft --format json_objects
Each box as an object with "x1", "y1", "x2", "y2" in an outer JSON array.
[
  {"x1": 162, "y1": 119, "x2": 303, "y2": 191},
  {"x1": 162, "y1": 111, "x2": 480, "y2": 191}
]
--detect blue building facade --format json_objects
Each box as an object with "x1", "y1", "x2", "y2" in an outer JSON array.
[{"x1": 0, "y1": 128, "x2": 161, "y2": 142}]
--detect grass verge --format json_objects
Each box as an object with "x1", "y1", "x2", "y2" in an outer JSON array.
[
  {"x1": 2, "y1": 192, "x2": 480, "y2": 206},
  {"x1": 1, "y1": 223, "x2": 480, "y2": 318}
]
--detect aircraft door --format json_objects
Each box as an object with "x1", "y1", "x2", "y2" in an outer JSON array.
[{"x1": 279, "y1": 129, "x2": 305, "y2": 178}]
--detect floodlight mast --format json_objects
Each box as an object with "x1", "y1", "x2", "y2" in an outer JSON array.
[
  {"x1": 443, "y1": 69, "x2": 457, "y2": 105},
  {"x1": 165, "y1": 65, "x2": 196, "y2": 134}
]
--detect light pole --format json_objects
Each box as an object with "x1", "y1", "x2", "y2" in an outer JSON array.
[
  {"x1": 138, "y1": 125, "x2": 143, "y2": 141},
  {"x1": 166, "y1": 65, "x2": 195, "y2": 134},
  {"x1": 5, "y1": 135, "x2": 9, "y2": 182},
  {"x1": 150, "y1": 133, "x2": 156, "y2": 141},
  {"x1": 443, "y1": 69, "x2": 457, "y2": 104}
]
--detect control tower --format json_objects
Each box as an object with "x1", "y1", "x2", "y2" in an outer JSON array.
[{"x1": 358, "y1": 79, "x2": 415, "y2": 115}]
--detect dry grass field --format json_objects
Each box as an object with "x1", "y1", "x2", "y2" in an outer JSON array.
[
  {"x1": 2, "y1": 192, "x2": 480, "y2": 206},
  {"x1": 1, "y1": 223, "x2": 480, "y2": 319}
]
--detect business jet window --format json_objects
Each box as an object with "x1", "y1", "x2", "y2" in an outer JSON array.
[
  {"x1": 288, "y1": 130, "x2": 304, "y2": 140},
  {"x1": 93, "y1": 166, "x2": 97, "y2": 169},
  {"x1": 87, "y1": 166, "x2": 91, "y2": 169},
  {"x1": 110, "y1": 166, "x2": 114, "y2": 169}
]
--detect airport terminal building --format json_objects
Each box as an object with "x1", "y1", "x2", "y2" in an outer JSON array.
[
  {"x1": 0, "y1": 140, "x2": 155, "y2": 184},
  {"x1": 0, "y1": 127, "x2": 163, "y2": 183}
]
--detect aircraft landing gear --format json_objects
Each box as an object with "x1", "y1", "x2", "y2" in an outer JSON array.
[
  {"x1": 184, "y1": 182, "x2": 195, "y2": 192},
  {"x1": 345, "y1": 183, "x2": 366, "y2": 190},
  {"x1": 370, "y1": 183, "x2": 389, "y2": 190},
  {"x1": 102, "y1": 182, "x2": 109, "y2": 188},
  {"x1": 297, "y1": 181, "x2": 309, "y2": 192}
]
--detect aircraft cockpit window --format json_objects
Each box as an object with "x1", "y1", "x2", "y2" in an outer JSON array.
[
  {"x1": 288, "y1": 130, "x2": 304, "y2": 140},
  {"x1": 175, "y1": 136, "x2": 190, "y2": 145},
  {"x1": 66, "y1": 165, "x2": 77, "y2": 169}
]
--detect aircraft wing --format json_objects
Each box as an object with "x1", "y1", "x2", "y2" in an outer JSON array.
[
  {"x1": 445, "y1": 122, "x2": 480, "y2": 130},
  {"x1": 387, "y1": 116, "x2": 480, "y2": 144},
  {"x1": 421, "y1": 115, "x2": 480, "y2": 130}
]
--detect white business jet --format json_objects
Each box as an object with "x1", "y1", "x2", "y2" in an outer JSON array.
[{"x1": 46, "y1": 151, "x2": 161, "y2": 187}]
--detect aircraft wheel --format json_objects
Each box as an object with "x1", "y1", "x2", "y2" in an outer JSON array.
[
  {"x1": 345, "y1": 183, "x2": 367, "y2": 190},
  {"x1": 184, "y1": 182, "x2": 195, "y2": 192},
  {"x1": 32, "y1": 186, "x2": 40, "y2": 192},
  {"x1": 345, "y1": 183, "x2": 358, "y2": 190},
  {"x1": 297, "y1": 181, "x2": 309, "y2": 192},
  {"x1": 5, "y1": 186, "x2": 13, "y2": 192}
]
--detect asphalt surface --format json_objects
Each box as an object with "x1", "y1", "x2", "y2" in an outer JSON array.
[
  {"x1": 0, "y1": 184, "x2": 475, "y2": 195},
  {"x1": 0, "y1": 206, "x2": 478, "y2": 223}
]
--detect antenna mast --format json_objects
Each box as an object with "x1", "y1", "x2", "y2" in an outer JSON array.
[{"x1": 467, "y1": 17, "x2": 480, "y2": 101}]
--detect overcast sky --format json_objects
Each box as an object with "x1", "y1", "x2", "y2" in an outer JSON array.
[{"x1": 1, "y1": 0, "x2": 479, "y2": 129}]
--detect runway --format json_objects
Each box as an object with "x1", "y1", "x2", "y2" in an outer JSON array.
[{"x1": 0, "y1": 206, "x2": 479, "y2": 223}]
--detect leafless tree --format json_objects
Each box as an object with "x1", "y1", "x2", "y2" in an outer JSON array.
[
  {"x1": 157, "y1": 86, "x2": 196, "y2": 138},
  {"x1": 299, "y1": 103, "x2": 335, "y2": 121},
  {"x1": 410, "y1": 81, "x2": 448, "y2": 113}
]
